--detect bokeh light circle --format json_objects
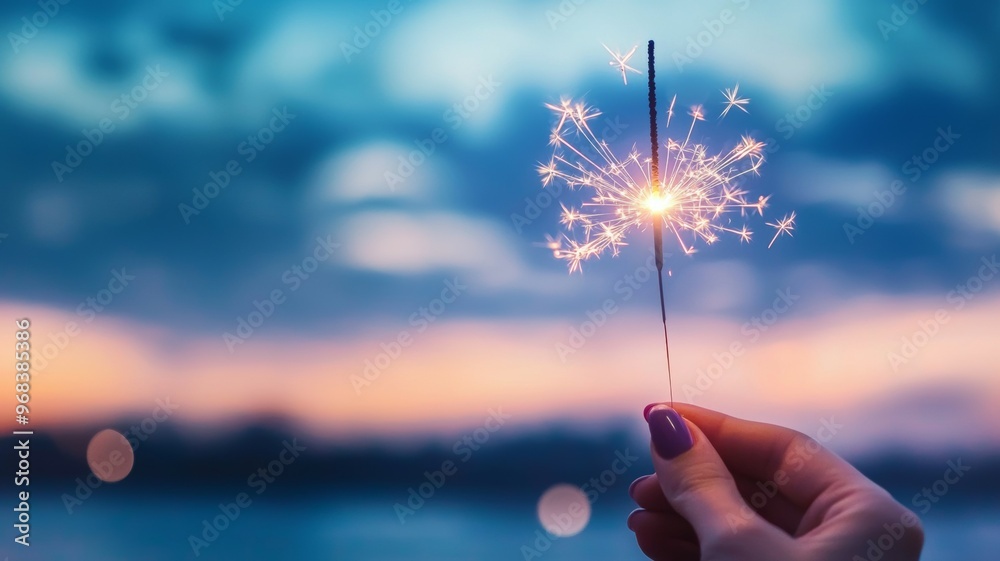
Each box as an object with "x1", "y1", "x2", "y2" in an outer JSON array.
[
  {"x1": 536, "y1": 483, "x2": 591, "y2": 537},
  {"x1": 86, "y1": 429, "x2": 135, "y2": 483}
]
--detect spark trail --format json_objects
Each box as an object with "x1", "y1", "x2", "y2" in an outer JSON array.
[{"x1": 539, "y1": 40, "x2": 795, "y2": 403}]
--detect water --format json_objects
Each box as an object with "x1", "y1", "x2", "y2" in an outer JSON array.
[{"x1": 9, "y1": 494, "x2": 999, "y2": 559}]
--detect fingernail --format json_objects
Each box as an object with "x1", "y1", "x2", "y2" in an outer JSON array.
[
  {"x1": 626, "y1": 509, "x2": 641, "y2": 532},
  {"x1": 647, "y1": 406, "x2": 694, "y2": 459},
  {"x1": 628, "y1": 475, "x2": 649, "y2": 499},
  {"x1": 642, "y1": 403, "x2": 658, "y2": 421}
]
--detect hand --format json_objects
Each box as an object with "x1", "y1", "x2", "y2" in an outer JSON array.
[{"x1": 628, "y1": 403, "x2": 924, "y2": 560}]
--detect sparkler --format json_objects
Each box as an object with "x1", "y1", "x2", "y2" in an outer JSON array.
[{"x1": 539, "y1": 40, "x2": 795, "y2": 404}]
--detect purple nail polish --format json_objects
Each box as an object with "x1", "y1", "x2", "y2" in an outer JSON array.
[
  {"x1": 642, "y1": 403, "x2": 658, "y2": 421},
  {"x1": 647, "y1": 406, "x2": 694, "y2": 459}
]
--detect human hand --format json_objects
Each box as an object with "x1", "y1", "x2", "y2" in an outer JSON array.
[{"x1": 628, "y1": 403, "x2": 924, "y2": 560}]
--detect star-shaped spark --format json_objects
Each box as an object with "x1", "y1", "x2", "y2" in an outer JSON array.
[
  {"x1": 738, "y1": 225, "x2": 752, "y2": 244},
  {"x1": 721, "y1": 84, "x2": 750, "y2": 118},
  {"x1": 603, "y1": 44, "x2": 642, "y2": 85},
  {"x1": 766, "y1": 211, "x2": 796, "y2": 248}
]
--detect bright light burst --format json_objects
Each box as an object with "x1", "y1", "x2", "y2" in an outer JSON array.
[
  {"x1": 767, "y1": 211, "x2": 796, "y2": 248},
  {"x1": 603, "y1": 44, "x2": 642, "y2": 85},
  {"x1": 721, "y1": 84, "x2": 750, "y2": 118},
  {"x1": 539, "y1": 88, "x2": 794, "y2": 272}
]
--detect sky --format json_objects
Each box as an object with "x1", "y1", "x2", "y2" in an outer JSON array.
[{"x1": 1, "y1": 0, "x2": 998, "y2": 460}]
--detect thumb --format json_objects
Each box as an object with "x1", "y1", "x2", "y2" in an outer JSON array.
[{"x1": 646, "y1": 405, "x2": 760, "y2": 542}]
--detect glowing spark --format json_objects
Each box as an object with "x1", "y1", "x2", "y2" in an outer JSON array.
[
  {"x1": 537, "y1": 233, "x2": 563, "y2": 255},
  {"x1": 738, "y1": 225, "x2": 752, "y2": 243},
  {"x1": 603, "y1": 44, "x2": 642, "y2": 85},
  {"x1": 766, "y1": 211, "x2": 796, "y2": 248},
  {"x1": 721, "y1": 84, "x2": 750, "y2": 118},
  {"x1": 645, "y1": 193, "x2": 675, "y2": 214},
  {"x1": 539, "y1": 93, "x2": 790, "y2": 272}
]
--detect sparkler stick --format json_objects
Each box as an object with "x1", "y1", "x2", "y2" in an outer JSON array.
[
  {"x1": 647, "y1": 40, "x2": 674, "y2": 406},
  {"x1": 539, "y1": 42, "x2": 796, "y2": 407}
]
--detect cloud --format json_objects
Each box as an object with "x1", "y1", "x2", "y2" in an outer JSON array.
[
  {"x1": 937, "y1": 171, "x2": 1000, "y2": 241},
  {"x1": 1, "y1": 25, "x2": 208, "y2": 128},
  {"x1": 2, "y1": 30, "x2": 108, "y2": 125},
  {"x1": 779, "y1": 153, "x2": 898, "y2": 208},
  {"x1": 6, "y1": 1, "x2": 985, "y2": 140},
  {"x1": 238, "y1": 11, "x2": 348, "y2": 88},
  {"x1": 334, "y1": 210, "x2": 530, "y2": 287},
  {"x1": 307, "y1": 141, "x2": 450, "y2": 205},
  {"x1": 673, "y1": 259, "x2": 760, "y2": 313},
  {"x1": 6, "y1": 291, "x2": 1000, "y2": 455},
  {"x1": 377, "y1": 0, "x2": 881, "y2": 119}
]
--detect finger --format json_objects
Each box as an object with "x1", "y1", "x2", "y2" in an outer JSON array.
[
  {"x1": 630, "y1": 474, "x2": 669, "y2": 510},
  {"x1": 627, "y1": 507, "x2": 697, "y2": 542},
  {"x1": 628, "y1": 510, "x2": 700, "y2": 561},
  {"x1": 733, "y1": 474, "x2": 804, "y2": 535},
  {"x1": 648, "y1": 402, "x2": 868, "y2": 510},
  {"x1": 646, "y1": 405, "x2": 762, "y2": 540},
  {"x1": 632, "y1": 471, "x2": 805, "y2": 535}
]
